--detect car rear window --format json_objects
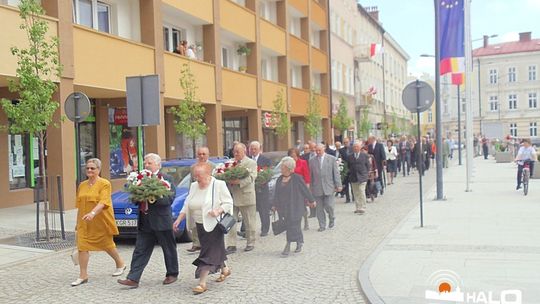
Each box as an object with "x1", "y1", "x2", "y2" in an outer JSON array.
[{"x1": 160, "y1": 166, "x2": 191, "y2": 186}]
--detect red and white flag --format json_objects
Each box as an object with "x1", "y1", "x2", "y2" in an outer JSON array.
[{"x1": 370, "y1": 43, "x2": 383, "y2": 57}]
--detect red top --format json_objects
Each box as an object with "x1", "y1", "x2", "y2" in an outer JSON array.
[{"x1": 294, "y1": 158, "x2": 311, "y2": 185}]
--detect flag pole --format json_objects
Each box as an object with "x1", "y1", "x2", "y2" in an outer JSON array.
[
  {"x1": 434, "y1": 0, "x2": 444, "y2": 200},
  {"x1": 464, "y1": 0, "x2": 473, "y2": 191}
]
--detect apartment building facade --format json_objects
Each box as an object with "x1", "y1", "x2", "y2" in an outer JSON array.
[
  {"x1": 352, "y1": 5, "x2": 410, "y2": 139},
  {"x1": 443, "y1": 32, "x2": 540, "y2": 141},
  {"x1": 0, "y1": 0, "x2": 331, "y2": 209}
]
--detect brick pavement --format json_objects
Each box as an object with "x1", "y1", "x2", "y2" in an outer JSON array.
[{"x1": 0, "y1": 168, "x2": 437, "y2": 304}]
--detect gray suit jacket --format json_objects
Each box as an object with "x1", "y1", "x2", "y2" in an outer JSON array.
[
  {"x1": 228, "y1": 156, "x2": 257, "y2": 207},
  {"x1": 309, "y1": 154, "x2": 342, "y2": 197}
]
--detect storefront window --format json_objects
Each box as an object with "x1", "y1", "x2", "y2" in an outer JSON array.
[
  {"x1": 8, "y1": 133, "x2": 31, "y2": 190},
  {"x1": 108, "y1": 108, "x2": 139, "y2": 179}
]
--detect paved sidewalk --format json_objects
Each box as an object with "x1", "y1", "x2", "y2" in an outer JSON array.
[{"x1": 359, "y1": 156, "x2": 540, "y2": 303}]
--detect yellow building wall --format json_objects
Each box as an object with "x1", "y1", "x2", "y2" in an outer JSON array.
[
  {"x1": 72, "y1": 26, "x2": 155, "y2": 92},
  {"x1": 311, "y1": 47, "x2": 327, "y2": 73},
  {"x1": 261, "y1": 80, "x2": 287, "y2": 111},
  {"x1": 163, "y1": 53, "x2": 216, "y2": 104},
  {"x1": 289, "y1": 0, "x2": 308, "y2": 16},
  {"x1": 260, "y1": 19, "x2": 286, "y2": 55},
  {"x1": 0, "y1": 5, "x2": 59, "y2": 82},
  {"x1": 162, "y1": 0, "x2": 214, "y2": 24},
  {"x1": 310, "y1": 0, "x2": 327, "y2": 29},
  {"x1": 220, "y1": 0, "x2": 255, "y2": 42},
  {"x1": 290, "y1": 87, "x2": 309, "y2": 115},
  {"x1": 221, "y1": 69, "x2": 257, "y2": 108},
  {"x1": 289, "y1": 35, "x2": 309, "y2": 65}
]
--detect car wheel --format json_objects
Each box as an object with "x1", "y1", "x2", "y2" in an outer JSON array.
[{"x1": 175, "y1": 228, "x2": 192, "y2": 243}]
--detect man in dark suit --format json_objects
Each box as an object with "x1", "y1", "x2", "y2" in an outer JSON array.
[
  {"x1": 334, "y1": 141, "x2": 351, "y2": 203},
  {"x1": 249, "y1": 141, "x2": 272, "y2": 237},
  {"x1": 118, "y1": 153, "x2": 178, "y2": 288},
  {"x1": 347, "y1": 142, "x2": 370, "y2": 214},
  {"x1": 367, "y1": 136, "x2": 386, "y2": 194}
]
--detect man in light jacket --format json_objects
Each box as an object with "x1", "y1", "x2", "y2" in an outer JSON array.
[{"x1": 309, "y1": 144, "x2": 342, "y2": 232}]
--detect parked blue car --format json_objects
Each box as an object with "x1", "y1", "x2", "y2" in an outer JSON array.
[{"x1": 112, "y1": 158, "x2": 226, "y2": 242}]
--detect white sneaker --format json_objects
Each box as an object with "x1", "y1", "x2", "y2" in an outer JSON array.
[
  {"x1": 112, "y1": 265, "x2": 126, "y2": 277},
  {"x1": 71, "y1": 278, "x2": 88, "y2": 286}
]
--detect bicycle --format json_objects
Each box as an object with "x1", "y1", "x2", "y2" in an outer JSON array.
[{"x1": 522, "y1": 161, "x2": 531, "y2": 196}]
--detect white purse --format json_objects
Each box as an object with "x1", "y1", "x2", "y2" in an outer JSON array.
[{"x1": 71, "y1": 232, "x2": 79, "y2": 266}]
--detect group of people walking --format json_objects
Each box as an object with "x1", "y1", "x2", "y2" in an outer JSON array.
[{"x1": 71, "y1": 136, "x2": 437, "y2": 294}]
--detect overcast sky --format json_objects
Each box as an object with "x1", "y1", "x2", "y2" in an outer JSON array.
[{"x1": 357, "y1": 0, "x2": 540, "y2": 77}]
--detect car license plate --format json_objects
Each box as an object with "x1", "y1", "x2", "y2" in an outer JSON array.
[{"x1": 115, "y1": 219, "x2": 137, "y2": 227}]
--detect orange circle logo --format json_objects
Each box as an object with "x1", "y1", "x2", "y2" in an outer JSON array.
[{"x1": 439, "y1": 282, "x2": 451, "y2": 293}]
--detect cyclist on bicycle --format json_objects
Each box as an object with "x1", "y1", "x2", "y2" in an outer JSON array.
[{"x1": 515, "y1": 138, "x2": 537, "y2": 190}]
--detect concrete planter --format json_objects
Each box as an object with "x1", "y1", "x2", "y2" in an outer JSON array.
[
  {"x1": 495, "y1": 151, "x2": 513, "y2": 163},
  {"x1": 533, "y1": 161, "x2": 540, "y2": 179}
]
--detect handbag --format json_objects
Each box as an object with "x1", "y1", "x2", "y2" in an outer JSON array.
[
  {"x1": 211, "y1": 181, "x2": 235, "y2": 234},
  {"x1": 271, "y1": 211, "x2": 286, "y2": 236}
]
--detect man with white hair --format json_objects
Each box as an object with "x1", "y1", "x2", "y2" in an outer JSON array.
[
  {"x1": 118, "y1": 153, "x2": 178, "y2": 288},
  {"x1": 309, "y1": 144, "x2": 342, "y2": 231},
  {"x1": 226, "y1": 143, "x2": 258, "y2": 254}
]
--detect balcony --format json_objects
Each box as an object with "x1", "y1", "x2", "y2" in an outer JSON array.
[
  {"x1": 310, "y1": 0, "x2": 327, "y2": 29},
  {"x1": 0, "y1": 5, "x2": 59, "y2": 83},
  {"x1": 260, "y1": 19, "x2": 286, "y2": 55},
  {"x1": 221, "y1": 68, "x2": 257, "y2": 108},
  {"x1": 289, "y1": 35, "x2": 309, "y2": 65},
  {"x1": 162, "y1": 0, "x2": 213, "y2": 24},
  {"x1": 288, "y1": 0, "x2": 308, "y2": 16},
  {"x1": 163, "y1": 53, "x2": 216, "y2": 105},
  {"x1": 220, "y1": 0, "x2": 256, "y2": 42},
  {"x1": 261, "y1": 80, "x2": 287, "y2": 111},
  {"x1": 317, "y1": 94, "x2": 329, "y2": 116},
  {"x1": 290, "y1": 87, "x2": 309, "y2": 115},
  {"x1": 311, "y1": 47, "x2": 327, "y2": 73}
]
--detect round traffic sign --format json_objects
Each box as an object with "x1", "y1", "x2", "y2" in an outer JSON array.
[
  {"x1": 64, "y1": 92, "x2": 91, "y2": 123},
  {"x1": 402, "y1": 80, "x2": 435, "y2": 113}
]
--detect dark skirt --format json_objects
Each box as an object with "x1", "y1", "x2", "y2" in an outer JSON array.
[
  {"x1": 285, "y1": 217, "x2": 303, "y2": 243},
  {"x1": 386, "y1": 159, "x2": 397, "y2": 173},
  {"x1": 193, "y1": 223, "x2": 227, "y2": 279}
]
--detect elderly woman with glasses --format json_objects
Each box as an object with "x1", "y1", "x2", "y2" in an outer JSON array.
[
  {"x1": 72, "y1": 158, "x2": 125, "y2": 286},
  {"x1": 272, "y1": 157, "x2": 316, "y2": 256}
]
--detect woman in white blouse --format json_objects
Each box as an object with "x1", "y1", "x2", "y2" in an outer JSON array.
[
  {"x1": 173, "y1": 162, "x2": 233, "y2": 294},
  {"x1": 385, "y1": 139, "x2": 398, "y2": 185}
]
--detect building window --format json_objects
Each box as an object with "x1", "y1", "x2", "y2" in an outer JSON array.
[
  {"x1": 331, "y1": 60, "x2": 337, "y2": 89},
  {"x1": 529, "y1": 65, "x2": 537, "y2": 81},
  {"x1": 489, "y1": 69, "x2": 497, "y2": 84},
  {"x1": 489, "y1": 96, "x2": 498, "y2": 111},
  {"x1": 427, "y1": 110, "x2": 433, "y2": 123},
  {"x1": 508, "y1": 67, "x2": 517, "y2": 83},
  {"x1": 221, "y1": 47, "x2": 231, "y2": 69},
  {"x1": 510, "y1": 123, "x2": 518, "y2": 137},
  {"x1": 108, "y1": 108, "x2": 140, "y2": 179},
  {"x1": 508, "y1": 94, "x2": 517, "y2": 110},
  {"x1": 443, "y1": 98, "x2": 449, "y2": 114},
  {"x1": 163, "y1": 25, "x2": 186, "y2": 53},
  {"x1": 529, "y1": 93, "x2": 538, "y2": 108},
  {"x1": 73, "y1": 0, "x2": 111, "y2": 34},
  {"x1": 8, "y1": 133, "x2": 32, "y2": 190},
  {"x1": 530, "y1": 122, "x2": 538, "y2": 137}
]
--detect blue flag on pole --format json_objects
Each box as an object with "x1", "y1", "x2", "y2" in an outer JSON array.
[{"x1": 438, "y1": 0, "x2": 464, "y2": 75}]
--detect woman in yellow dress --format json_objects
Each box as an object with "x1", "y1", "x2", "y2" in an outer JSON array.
[{"x1": 72, "y1": 158, "x2": 126, "y2": 286}]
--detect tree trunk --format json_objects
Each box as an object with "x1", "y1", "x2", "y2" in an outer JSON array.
[
  {"x1": 39, "y1": 133, "x2": 50, "y2": 241},
  {"x1": 192, "y1": 137, "x2": 196, "y2": 159}
]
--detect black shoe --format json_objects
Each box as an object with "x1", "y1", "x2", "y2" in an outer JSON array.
[
  {"x1": 244, "y1": 245, "x2": 254, "y2": 252},
  {"x1": 237, "y1": 231, "x2": 246, "y2": 238},
  {"x1": 260, "y1": 232, "x2": 268, "y2": 237},
  {"x1": 317, "y1": 227, "x2": 325, "y2": 232},
  {"x1": 295, "y1": 242, "x2": 303, "y2": 253},
  {"x1": 308, "y1": 215, "x2": 316, "y2": 218},
  {"x1": 516, "y1": 185, "x2": 522, "y2": 190},
  {"x1": 225, "y1": 246, "x2": 237, "y2": 255},
  {"x1": 282, "y1": 242, "x2": 290, "y2": 256},
  {"x1": 328, "y1": 222, "x2": 334, "y2": 229},
  {"x1": 344, "y1": 200, "x2": 351, "y2": 203}
]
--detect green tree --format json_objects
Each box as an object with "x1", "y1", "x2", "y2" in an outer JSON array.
[
  {"x1": 357, "y1": 107, "x2": 372, "y2": 139},
  {"x1": 305, "y1": 88, "x2": 322, "y2": 140},
  {"x1": 332, "y1": 96, "x2": 353, "y2": 137},
  {"x1": 0, "y1": 0, "x2": 62, "y2": 240},
  {"x1": 168, "y1": 63, "x2": 207, "y2": 157},
  {"x1": 389, "y1": 112, "x2": 400, "y2": 136},
  {"x1": 271, "y1": 89, "x2": 290, "y2": 136}
]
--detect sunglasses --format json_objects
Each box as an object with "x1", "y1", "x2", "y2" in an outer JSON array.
[{"x1": 86, "y1": 167, "x2": 97, "y2": 170}]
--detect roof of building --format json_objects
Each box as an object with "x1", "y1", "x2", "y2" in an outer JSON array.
[{"x1": 473, "y1": 39, "x2": 540, "y2": 57}]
